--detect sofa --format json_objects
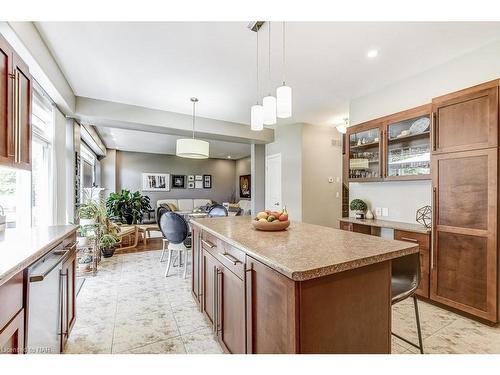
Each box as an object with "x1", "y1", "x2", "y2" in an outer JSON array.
[{"x1": 156, "y1": 199, "x2": 212, "y2": 212}]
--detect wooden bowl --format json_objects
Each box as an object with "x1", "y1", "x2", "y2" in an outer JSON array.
[{"x1": 252, "y1": 219, "x2": 290, "y2": 231}]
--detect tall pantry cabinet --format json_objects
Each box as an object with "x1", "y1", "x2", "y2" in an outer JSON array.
[
  {"x1": 431, "y1": 80, "x2": 499, "y2": 322},
  {"x1": 0, "y1": 34, "x2": 32, "y2": 170}
]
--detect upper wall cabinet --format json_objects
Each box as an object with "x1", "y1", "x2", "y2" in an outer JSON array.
[
  {"x1": 432, "y1": 81, "x2": 498, "y2": 154},
  {"x1": 347, "y1": 122, "x2": 383, "y2": 182},
  {"x1": 384, "y1": 105, "x2": 431, "y2": 180},
  {"x1": 0, "y1": 34, "x2": 32, "y2": 171}
]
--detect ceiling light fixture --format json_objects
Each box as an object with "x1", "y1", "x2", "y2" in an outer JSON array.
[
  {"x1": 335, "y1": 118, "x2": 349, "y2": 134},
  {"x1": 262, "y1": 22, "x2": 277, "y2": 125},
  {"x1": 367, "y1": 49, "x2": 378, "y2": 59},
  {"x1": 176, "y1": 98, "x2": 209, "y2": 159},
  {"x1": 250, "y1": 25, "x2": 264, "y2": 131},
  {"x1": 276, "y1": 21, "x2": 292, "y2": 119}
]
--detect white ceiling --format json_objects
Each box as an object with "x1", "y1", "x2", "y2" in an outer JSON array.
[
  {"x1": 36, "y1": 22, "x2": 500, "y2": 127},
  {"x1": 96, "y1": 126, "x2": 251, "y2": 159}
]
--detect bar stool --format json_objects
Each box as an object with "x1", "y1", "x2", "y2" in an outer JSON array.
[
  {"x1": 159, "y1": 212, "x2": 192, "y2": 278},
  {"x1": 391, "y1": 252, "x2": 424, "y2": 354}
]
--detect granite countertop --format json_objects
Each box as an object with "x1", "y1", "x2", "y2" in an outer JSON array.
[
  {"x1": 0, "y1": 225, "x2": 77, "y2": 286},
  {"x1": 191, "y1": 217, "x2": 419, "y2": 281},
  {"x1": 338, "y1": 217, "x2": 430, "y2": 234}
]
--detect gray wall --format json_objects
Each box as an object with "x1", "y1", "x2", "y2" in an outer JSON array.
[
  {"x1": 114, "y1": 150, "x2": 236, "y2": 207},
  {"x1": 266, "y1": 123, "x2": 303, "y2": 221},
  {"x1": 235, "y1": 157, "x2": 251, "y2": 201}
]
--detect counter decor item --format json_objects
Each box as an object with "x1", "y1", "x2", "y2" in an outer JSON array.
[
  {"x1": 416, "y1": 205, "x2": 432, "y2": 228},
  {"x1": 252, "y1": 208, "x2": 290, "y2": 231},
  {"x1": 365, "y1": 209, "x2": 374, "y2": 219},
  {"x1": 350, "y1": 199, "x2": 367, "y2": 219}
]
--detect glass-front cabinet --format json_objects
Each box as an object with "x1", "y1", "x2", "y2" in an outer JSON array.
[
  {"x1": 348, "y1": 125, "x2": 382, "y2": 181},
  {"x1": 346, "y1": 105, "x2": 432, "y2": 182},
  {"x1": 385, "y1": 112, "x2": 431, "y2": 180}
]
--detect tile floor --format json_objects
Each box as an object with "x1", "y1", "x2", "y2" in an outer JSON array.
[{"x1": 66, "y1": 249, "x2": 500, "y2": 354}]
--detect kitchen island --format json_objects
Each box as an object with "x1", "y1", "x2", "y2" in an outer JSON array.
[{"x1": 190, "y1": 216, "x2": 419, "y2": 354}]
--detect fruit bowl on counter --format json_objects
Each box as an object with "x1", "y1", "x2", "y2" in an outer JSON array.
[{"x1": 252, "y1": 208, "x2": 290, "y2": 231}]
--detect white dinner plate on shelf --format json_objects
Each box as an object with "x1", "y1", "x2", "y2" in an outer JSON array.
[{"x1": 409, "y1": 117, "x2": 430, "y2": 134}]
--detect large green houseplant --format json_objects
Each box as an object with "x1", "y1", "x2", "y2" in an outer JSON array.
[{"x1": 106, "y1": 189, "x2": 151, "y2": 225}]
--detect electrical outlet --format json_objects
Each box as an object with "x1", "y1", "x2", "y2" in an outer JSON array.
[
  {"x1": 335, "y1": 191, "x2": 339, "y2": 198},
  {"x1": 382, "y1": 207, "x2": 389, "y2": 217},
  {"x1": 375, "y1": 207, "x2": 382, "y2": 217}
]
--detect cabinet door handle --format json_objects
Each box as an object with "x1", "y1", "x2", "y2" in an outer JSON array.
[
  {"x1": 219, "y1": 252, "x2": 241, "y2": 265},
  {"x1": 12, "y1": 70, "x2": 19, "y2": 162},
  {"x1": 432, "y1": 112, "x2": 438, "y2": 151},
  {"x1": 59, "y1": 271, "x2": 68, "y2": 336},
  {"x1": 400, "y1": 237, "x2": 418, "y2": 243},
  {"x1": 431, "y1": 187, "x2": 437, "y2": 270},
  {"x1": 216, "y1": 268, "x2": 222, "y2": 334},
  {"x1": 213, "y1": 265, "x2": 218, "y2": 333},
  {"x1": 202, "y1": 239, "x2": 215, "y2": 249}
]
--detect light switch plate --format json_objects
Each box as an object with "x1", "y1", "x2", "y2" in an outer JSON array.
[
  {"x1": 382, "y1": 207, "x2": 389, "y2": 217},
  {"x1": 375, "y1": 207, "x2": 382, "y2": 217}
]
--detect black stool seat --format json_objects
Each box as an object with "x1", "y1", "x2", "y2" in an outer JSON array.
[{"x1": 392, "y1": 275, "x2": 418, "y2": 305}]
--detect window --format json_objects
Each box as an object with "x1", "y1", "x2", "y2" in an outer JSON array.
[
  {"x1": 80, "y1": 142, "x2": 96, "y2": 201},
  {"x1": 31, "y1": 84, "x2": 54, "y2": 227}
]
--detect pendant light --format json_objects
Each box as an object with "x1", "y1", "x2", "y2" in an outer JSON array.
[
  {"x1": 263, "y1": 22, "x2": 277, "y2": 125},
  {"x1": 251, "y1": 26, "x2": 264, "y2": 131},
  {"x1": 276, "y1": 22, "x2": 292, "y2": 118},
  {"x1": 176, "y1": 98, "x2": 209, "y2": 159}
]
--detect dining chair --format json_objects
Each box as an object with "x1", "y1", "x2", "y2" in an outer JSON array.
[
  {"x1": 158, "y1": 211, "x2": 192, "y2": 278},
  {"x1": 157, "y1": 206, "x2": 170, "y2": 262},
  {"x1": 207, "y1": 204, "x2": 228, "y2": 217}
]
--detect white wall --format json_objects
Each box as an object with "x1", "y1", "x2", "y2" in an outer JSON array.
[{"x1": 348, "y1": 40, "x2": 500, "y2": 224}]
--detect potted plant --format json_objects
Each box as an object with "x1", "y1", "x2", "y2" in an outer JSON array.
[
  {"x1": 106, "y1": 189, "x2": 152, "y2": 225},
  {"x1": 76, "y1": 226, "x2": 92, "y2": 247},
  {"x1": 100, "y1": 234, "x2": 118, "y2": 258},
  {"x1": 350, "y1": 199, "x2": 367, "y2": 219},
  {"x1": 78, "y1": 201, "x2": 99, "y2": 226}
]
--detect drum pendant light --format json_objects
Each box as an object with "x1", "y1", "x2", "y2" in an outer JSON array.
[
  {"x1": 277, "y1": 22, "x2": 292, "y2": 118},
  {"x1": 176, "y1": 98, "x2": 209, "y2": 159}
]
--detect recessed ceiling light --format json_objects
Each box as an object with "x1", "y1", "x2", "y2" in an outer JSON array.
[
  {"x1": 227, "y1": 155, "x2": 232, "y2": 159},
  {"x1": 367, "y1": 49, "x2": 378, "y2": 59}
]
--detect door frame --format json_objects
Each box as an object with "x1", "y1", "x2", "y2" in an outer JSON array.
[{"x1": 265, "y1": 153, "x2": 282, "y2": 210}]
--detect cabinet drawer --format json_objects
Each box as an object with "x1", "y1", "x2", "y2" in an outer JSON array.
[
  {"x1": 0, "y1": 271, "x2": 23, "y2": 330},
  {"x1": 394, "y1": 230, "x2": 429, "y2": 250},
  {"x1": 216, "y1": 242, "x2": 245, "y2": 280},
  {"x1": 201, "y1": 231, "x2": 219, "y2": 257}
]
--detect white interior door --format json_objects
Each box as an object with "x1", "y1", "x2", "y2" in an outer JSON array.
[{"x1": 265, "y1": 153, "x2": 282, "y2": 211}]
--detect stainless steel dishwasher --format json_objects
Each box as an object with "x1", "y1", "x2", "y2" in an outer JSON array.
[{"x1": 27, "y1": 243, "x2": 70, "y2": 354}]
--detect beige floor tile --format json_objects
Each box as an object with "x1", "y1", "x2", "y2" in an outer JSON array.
[
  {"x1": 120, "y1": 337, "x2": 186, "y2": 354},
  {"x1": 182, "y1": 328, "x2": 223, "y2": 354}
]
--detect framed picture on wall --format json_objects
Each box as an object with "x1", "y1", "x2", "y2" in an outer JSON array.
[
  {"x1": 142, "y1": 173, "x2": 170, "y2": 192},
  {"x1": 195, "y1": 180, "x2": 203, "y2": 189},
  {"x1": 172, "y1": 175, "x2": 186, "y2": 189},
  {"x1": 187, "y1": 181, "x2": 195, "y2": 189},
  {"x1": 195, "y1": 175, "x2": 203, "y2": 181},
  {"x1": 203, "y1": 174, "x2": 212, "y2": 189},
  {"x1": 239, "y1": 174, "x2": 251, "y2": 198},
  {"x1": 187, "y1": 175, "x2": 195, "y2": 182}
]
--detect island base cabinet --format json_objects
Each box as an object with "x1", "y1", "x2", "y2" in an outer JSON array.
[
  {"x1": 0, "y1": 310, "x2": 24, "y2": 354},
  {"x1": 61, "y1": 245, "x2": 76, "y2": 352}
]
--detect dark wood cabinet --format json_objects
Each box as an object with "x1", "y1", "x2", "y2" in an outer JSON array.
[
  {"x1": 191, "y1": 227, "x2": 201, "y2": 305},
  {"x1": 0, "y1": 34, "x2": 31, "y2": 170},
  {"x1": 432, "y1": 81, "x2": 498, "y2": 154},
  {"x1": 61, "y1": 243, "x2": 76, "y2": 351},
  {"x1": 0, "y1": 309, "x2": 24, "y2": 354},
  {"x1": 202, "y1": 249, "x2": 217, "y2": 327},
  {"x1": 431, "y1": 148, "x2": 498, "y2": 321},
  {"x1": 346, "y1": 120, "x2": 383, "y2": 181}
]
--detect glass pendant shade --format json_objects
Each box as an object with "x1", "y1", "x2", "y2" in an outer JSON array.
[
  {"x1": 262, "y1": 95, "x2": 277, "y2": 125},
  {"x1": 251, "y1": 104, "x2": 264, "y2": 131},
  {"x1": 176, "y1": 138, "x2": 209, "y2": 159},
  {"x1": 276, "y1": 85, "x2": 292, "y2": 118}
]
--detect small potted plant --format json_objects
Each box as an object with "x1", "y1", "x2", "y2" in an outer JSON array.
[
  {"x1": 100, "y1": 234, "x2": 118, "y2": 258},
  {"x1": 78, "y1": 201, "x2": 99, "y2": 226},
  {"x1": 350, "y1": 199, "x2": 367, "y2": 219},
  {"x1": 76, "y1": 226, "x2": 91, "y2": 247}
]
